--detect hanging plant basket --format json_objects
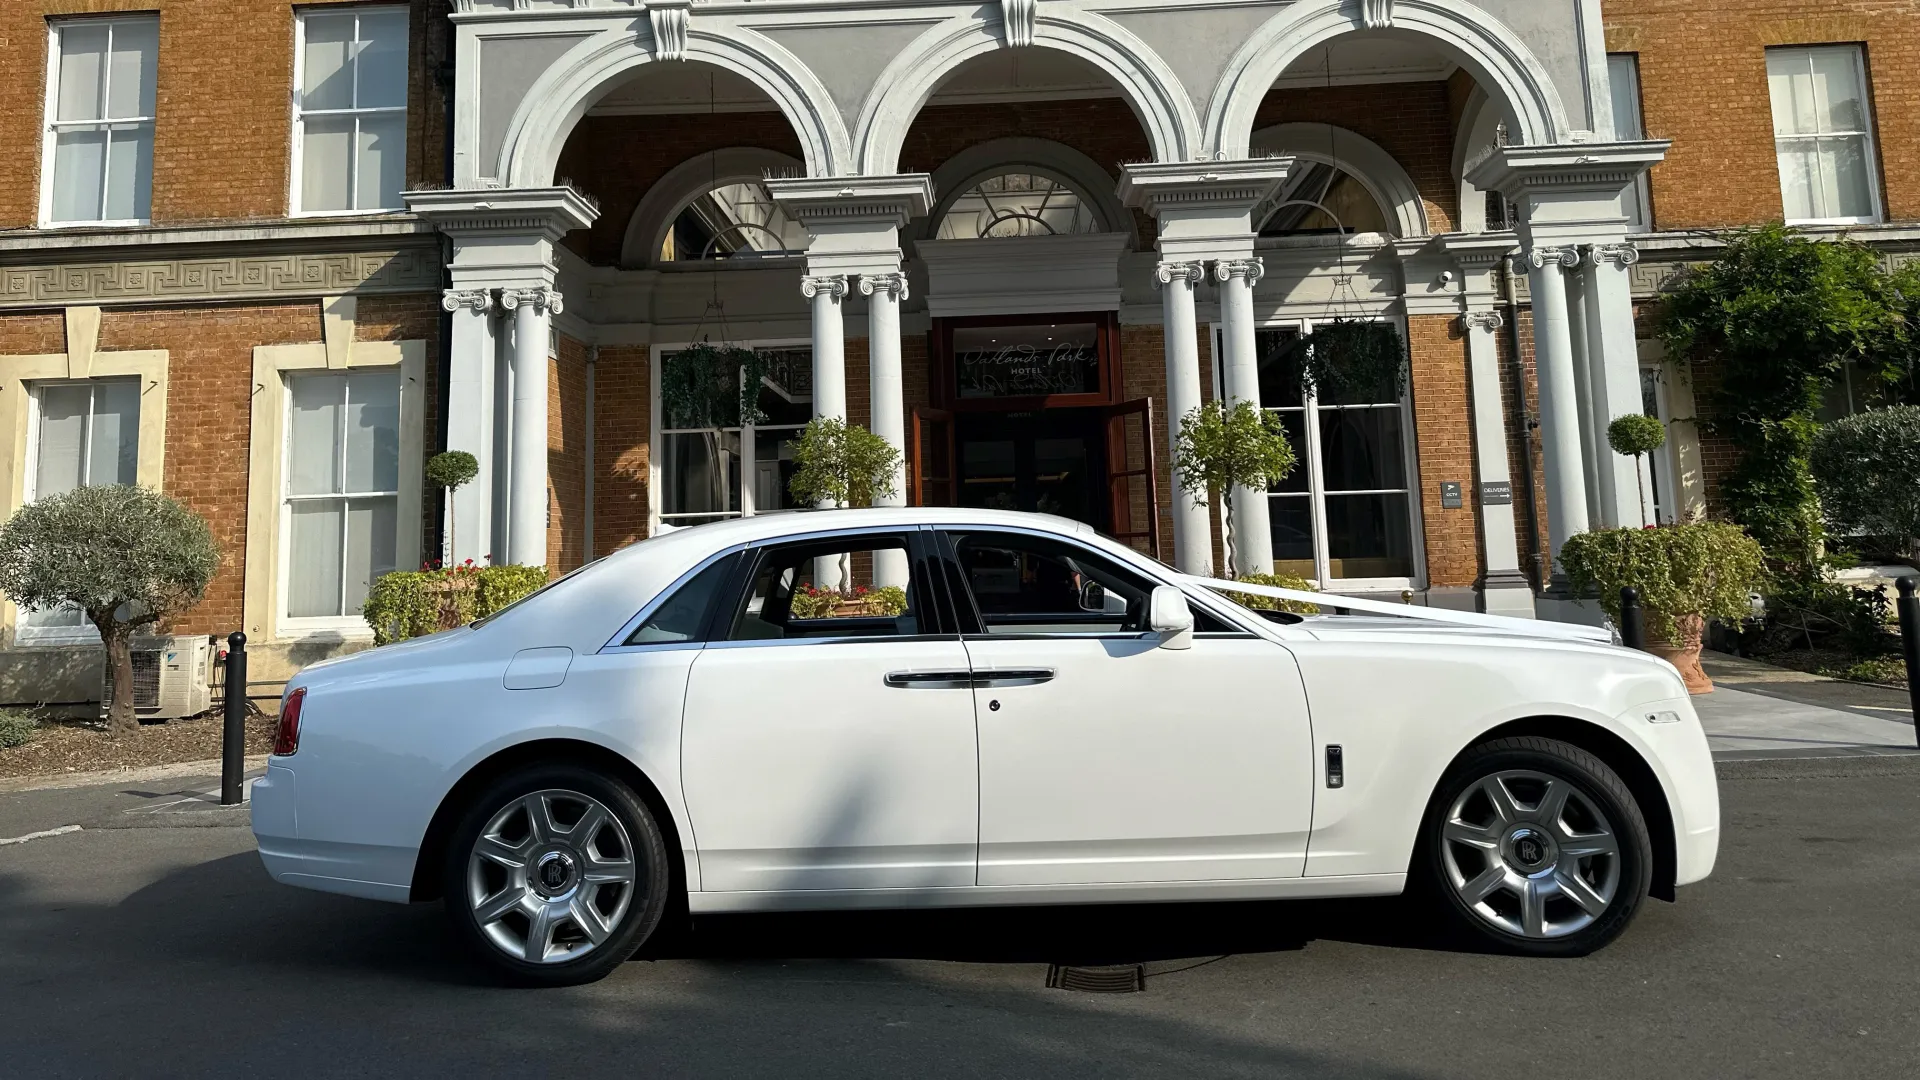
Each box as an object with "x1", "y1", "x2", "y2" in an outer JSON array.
[
  {"x1": 1298, "y1": 319, "x2": 1407, "y2": 403},
  {"x1": 659, "y1": 341, "x2": 771, "y2": 428}
]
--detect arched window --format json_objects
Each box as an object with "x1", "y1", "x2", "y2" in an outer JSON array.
[
  {"x1": 659, "y1": 181, "x2": 808, "y2": 262},
  {"x1": 1257, "y1": 161, "x2": 1391, "y2": 237},
  {"x1": 935, "y1": 172, "x2": 1102, "y2": 239}
]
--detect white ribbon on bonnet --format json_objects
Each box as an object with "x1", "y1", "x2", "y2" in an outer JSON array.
[{"x1": 1178, "y1": 575, "x2": 1615, "y2": 645}]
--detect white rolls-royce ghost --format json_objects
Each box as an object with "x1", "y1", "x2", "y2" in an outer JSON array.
[{"x1": 252, "y1": 508, "x2": 1719, "y2": 985}]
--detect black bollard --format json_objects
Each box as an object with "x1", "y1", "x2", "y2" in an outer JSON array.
[
  {"x1": 1619, "y1": 587, "x2": 1646, "y2": 651},
  {"x1": 1897, "y1": 578, "x2": 1920, "y2": 751},
  {"x1": 221, "y1": 632, "x2": 247, "y2": 806}
]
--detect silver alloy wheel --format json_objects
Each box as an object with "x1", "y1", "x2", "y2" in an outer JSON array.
[
  {"x1": 466, "y1": 788, "x2": 637, "y2": 964},
  {"x1": 1440, "y1": 769, "x2": 1621, "y2": 939}
]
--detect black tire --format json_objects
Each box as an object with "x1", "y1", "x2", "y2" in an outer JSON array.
[
  {"x1": 1416, "y1": 736, "x2": 1653, "y2": 957},
  {"x1": 442, "y1": 763, "x2": 671, "y2": 986}
]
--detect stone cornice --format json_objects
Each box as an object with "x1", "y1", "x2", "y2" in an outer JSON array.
[
  {"x1": 1117, "y1": 158, "x2": 1293, "y2": 215},
  {"x1": 1465, "y1": 141, "x2": 1671, "y2": 199},
  {"x1": 404, "y1": 186, "x2": 600, "y2": 239},
  {"x1": 764, "y1": 174, "x2": 936, "y2": 228}
]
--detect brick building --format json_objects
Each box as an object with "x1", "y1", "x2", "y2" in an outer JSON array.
[{"x1": 0, "y1": 0, "x2": 1913, "y2": 701}]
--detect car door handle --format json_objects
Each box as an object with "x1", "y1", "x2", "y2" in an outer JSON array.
[
  {"x1": 884, "y1": 670, "x2": 974, "y2": 690},
  {"x1": 971, "y1": 668, "x2": 1055, "y2": 688}
]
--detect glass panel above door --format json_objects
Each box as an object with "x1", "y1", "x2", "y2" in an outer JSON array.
[{"x1": 953, "y1": 322, "x2": 1100, "y2": 400}]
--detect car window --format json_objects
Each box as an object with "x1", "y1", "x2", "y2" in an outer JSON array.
[
  {"x1": 949, "y1": 531, "x2": 1153, "y2": 634},
  {"x1": 625, "y1": 553, "x2": 737, "y2": 645},
  {"x1": 727, "y1": 535, "x2": 920, "y2": 641}
]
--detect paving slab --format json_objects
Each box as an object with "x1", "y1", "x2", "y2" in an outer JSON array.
[{"x1": 1695, "y1": 651, "x2": 1916, "y2": 759}]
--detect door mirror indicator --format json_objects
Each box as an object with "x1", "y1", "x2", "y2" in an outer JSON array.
[{"x1": 1149, "y1": 586, "x2": 1194, "y2": 650}]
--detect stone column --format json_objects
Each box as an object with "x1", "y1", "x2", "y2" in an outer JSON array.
[
  {"x1": 440, "y1": 288, "x2": 495, "y2": 566},
  {"x1": 1156, "y1": 261, "x2": 1213, "y2": 577},
  {"x1": 1462, "y1": 308, "x2": 1535, "y2": 617},
  {"x1": 1583, "y1": 242, "x2": 1652, "y2": 527},
  {"x1": 1214, "y1": 257, "x2": 1274, "y2": 578},
  {"x1": 500, "y1": 286, "x2": 559, "y2": 568},
  {"x1": 1525, "y1": 247, "x2": 1590, "y2": 576},
  {"x1": 861, "y1": 271, "x2": 910, "y2": 588},
  {"x1": 1564, "y1": 264, "x2": 1605, "y2": 524},
  {"x1": 802, "y1": 274, "x2": 849, "y2": 424}
]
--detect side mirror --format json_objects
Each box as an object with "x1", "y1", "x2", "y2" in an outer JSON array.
[
  {"x1": 1078, "y1": 580, "x2": 1107, "y2": 613},
  {"x1": 1148, "y1": 585, "x2": 1194, "y2": 650}
]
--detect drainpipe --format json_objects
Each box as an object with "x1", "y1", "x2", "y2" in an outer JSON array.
[
  {"x1": 1504, "y1": 257, "x2": 1545, "y2": 588},
  {"x1": 584, "y1": 346, "x2": 596, "y2": 561}
]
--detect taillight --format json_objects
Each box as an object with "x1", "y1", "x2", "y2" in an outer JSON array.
[{"x1": 273, "y1": 687, "x2": 306, "y2": 757}]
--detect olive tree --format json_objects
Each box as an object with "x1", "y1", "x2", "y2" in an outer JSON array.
[
  {"x1": 1810, "y1": 405, "x2": 1920, "y2": 565},
  {"x1": 0, "y1": 485, "x2": 219, "y2": 736},
  {"x1": 1174, "y1": 400, "x2": 1298, "y2": 578},
  {"x1": 788, "y1": 417, "x2": 902, "y2": 586}
]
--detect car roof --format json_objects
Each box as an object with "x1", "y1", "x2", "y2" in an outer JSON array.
[{"x1": 609, "y1": 507, "x2": 1101, "y2": 563}]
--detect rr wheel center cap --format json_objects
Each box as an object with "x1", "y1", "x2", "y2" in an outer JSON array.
[
  {"x1": 1505, "y1": 827, "x2": 1556, "y2": 872},
  {"x1": 533, "y1": 850, "x2": 579, "y2": 899}
]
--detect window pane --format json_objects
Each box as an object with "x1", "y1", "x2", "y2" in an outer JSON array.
[
  {"x1": 343, "y1": 498, "x2": 397, "y2": 615},
  {"x1": 1268, "y1": 495, "x2": 1315, "y2": 577},
  {"x1": 355, "y1": 11, "x2": 410, "y2": 109},
  {"x1": 1776, "y1": 140, "x2": 1818, "y2": 220},
  {"x1": 1820, "y1": 135, "x2": 1875, "y2": 220},
  {"x1": 300, "y1": 116, "x2": 354, "y2": 212},
  {"x1": 1319, "y1": 408, "x2": 1407, "y2": 490},
  {"x1": 628, "y1": 555, "x2": 735, "y2": 644},
  {"x1": 1766, "y1": 51, "x2": 1816, "y2": 136},
  {"x1": 106, "y1": 19, "x2": 158, "y2": 118},
  {"x1": 55, "y1": 23, "x2": 108, "y2": 122},
  {"x1": 51, "y1": 129, "x2": 107, "y2": 223},
  {"x1": 301, "y1": 13, "x2": 355, "y2": 110},
  {"x1": 661, "y1": 430, "x2": 741, "y2": 518},
  {"x1": 87, "y1": 379, "x2": 140, "y2": 486},
  {"x1": 1266, "y1": 410, "x2": 1308, "y2": 493},
  {"x1": 102, "y1": 124, "x2": 152, "y2": 221},
  {"x1": 951, "y1": 532, "x2": 1146, "y2": 635},
  {"x1": 22, "y1": 602, "x2": 88, "y2": 630},
  {"x1": 1255, "y1": 329, "x2": 1309, "y2": 407},
  {"x1": 754, "y1": 349, "x2": 813, "y2": 425},
  {"x1": 355, "y1": 113, "x2": 405, "y2": 210},
  {"x1": 289, "y1": 374, "x2": 344, "y2": 495},
  {"x1": 751, "y1": 428, "x2": 803, "y2": 512},
  {"x1": 1607, "y1": 55, "x2": 1643, "y2": 140},
  {"x1": 731, "y1": 540, "x2": 916, "y2": 640},
  {"x1": 35, "y1": 385, "x2": 90, "y2": 497},
  {"x1": 936, "y1": 173, "x2": 1101, "y2": 239},
  {"x1": 1810, "y1": 47, "x2": 1866, "y2": 131},
  {"x1": 660, "y1": 351, "x2": 742, "y2": 428},
  {"x1": 1324, "y1": 493, "x2": 1415, "y2": 580},
  {"x1": 288, "y1": 501, "x2": 345, "y2": 617},
  {"x1": 342, "y1": 371, "x2": 400, "y2": 492}
]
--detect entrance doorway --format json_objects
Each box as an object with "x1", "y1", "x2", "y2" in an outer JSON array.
[{"x1": 956, "y1": 408, "x2": 1108, "y2": 530}]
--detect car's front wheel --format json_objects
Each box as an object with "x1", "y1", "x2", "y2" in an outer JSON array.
[
  {"x1": 443, "y1": 764, "x2": 670, "y2": 986},
  {"x1": 1419, "y1": 736, "x2": 1653, "y2": 956}
]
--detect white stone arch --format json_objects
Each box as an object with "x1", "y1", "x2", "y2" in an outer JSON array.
[
  {"x1": 855, "y1": 11, "x2": 1201, "y2": 177},
  {"x1": 1452, "y1": 87, "x2": 1506, "y2": 233},
  {"x1": 916, "y1": 137, "x2": 1141, "y2": 248},
  {"x1": 498, "y1": 25, "x2": 852, "y2": 187},
  {"x1": 1250, "y1": 122, "x2": 1429, "y2": 238},
  {"x1": 1206, "y1": 0, "x2": 1572, "y2": 159},
  {"x1": 620, "y1": 147, "x2": 806, "y2": 268}
]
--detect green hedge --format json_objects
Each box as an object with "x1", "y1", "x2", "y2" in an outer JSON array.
[{"x1": 362, "y1": 564, "x2": 550, "y2": 645}]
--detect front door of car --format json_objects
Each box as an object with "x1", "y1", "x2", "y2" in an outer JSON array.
[
  {"x1": 942, "y1": 529, "x2": 1315, "y2": 887},
  {"x1": 680, "y1": 529, "x2": 979, "y2": 894}
]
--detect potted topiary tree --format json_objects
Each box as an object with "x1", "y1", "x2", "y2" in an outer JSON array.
[
  {"x1": 0, "y1": 485, "x2": 219, "y2": 736},
  {"x1": 788, "y1": 416, "x2": 903, "y2": 593},
  {"x1": 1606, "y1": 413, "x2": 1668, "y2": 525},
  {"x1": 425, "y1": 450, "x2": 480, "y2": 564},
  {"x1": 1810, "y1": 404, "x2": 1920, "y2": 567},
  {"x1": 1173, "y1": 399, "x2": 1298, "y2": 579},
  {"x1": 1558, "y1": 521, "x2": 1768, "y2": 693}
]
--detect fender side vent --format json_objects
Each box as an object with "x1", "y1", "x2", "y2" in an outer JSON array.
[{"x1": 1046, "y1": 964, "x2": 1146, "y2": 994}]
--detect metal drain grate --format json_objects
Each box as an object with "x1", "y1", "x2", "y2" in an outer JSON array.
[{"x1": 1046, "y1": 964, "x2": 1146, "y2": 994}]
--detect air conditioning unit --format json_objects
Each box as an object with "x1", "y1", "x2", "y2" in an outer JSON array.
[{"x1": 102, "y1": 635, "x2": 214, "y2": 721}]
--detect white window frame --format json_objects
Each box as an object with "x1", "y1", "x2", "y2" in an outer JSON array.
[
  {"x1": 1766, "y1": 44, "x2": 1883, "y2": 226},
  {"x1": 1607, "y1": 53, "x2": 1653, "y2": 233},
  {"x1": 290, "y1": 5, "x2": 410, "y2": 217},
  {"x1": 276, "y1": 371, "x2": 404, "y2": 632},
  {"x1": 648, "y1": 339, "x2": 812, "y2": 533},
  {"x1": 1212, "y1": 317, "x2": 1427, "y2": 593},
  {"x1": 18, "y1": 378, "x2": 144, "y2": 645},
  {"x1": 39, "y1": 16, "x2": 159, "y2": 228}
]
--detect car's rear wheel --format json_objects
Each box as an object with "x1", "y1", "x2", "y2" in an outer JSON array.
[
  {"x1": 1419, "y1": 736, "x2": 1652, "y2": 956},
  {"x1": 443, "y1": 764, "x2": 670, "y2": 986}
]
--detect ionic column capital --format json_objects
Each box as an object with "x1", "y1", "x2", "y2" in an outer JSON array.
[
  {"x1": 499, "y1": 286, "x2": 563, "y2": 316},
  {"x1": 801, "y1": 274, "x2": 848, "y2": 301},
  {"x1": 1589, "y1": 242, "x2": 1641, "y2": 268},
  {"x1": 858, "y1": 272, "x2": 908, "y2": 301},
  {"x1": 1526, "y1": 247, "x2": 1582, "y2": 271},
  {"x1": 1154, "y1": 261, "x2": 1206, "y2": 288},
  {"x1": 1462, "y1": 309, "x2": 1506, "y2": 333},
  {"x1": 1213, "y1": 258, "x2": 1265, "y2": 286},
  {"x1": 441, "y1": 289, "x2": 492, "y2": 314}
]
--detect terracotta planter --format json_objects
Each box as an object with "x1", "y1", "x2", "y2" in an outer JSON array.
[{"x1": 1643, "y1": 613, "x2": 1713, "y2": 695}]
